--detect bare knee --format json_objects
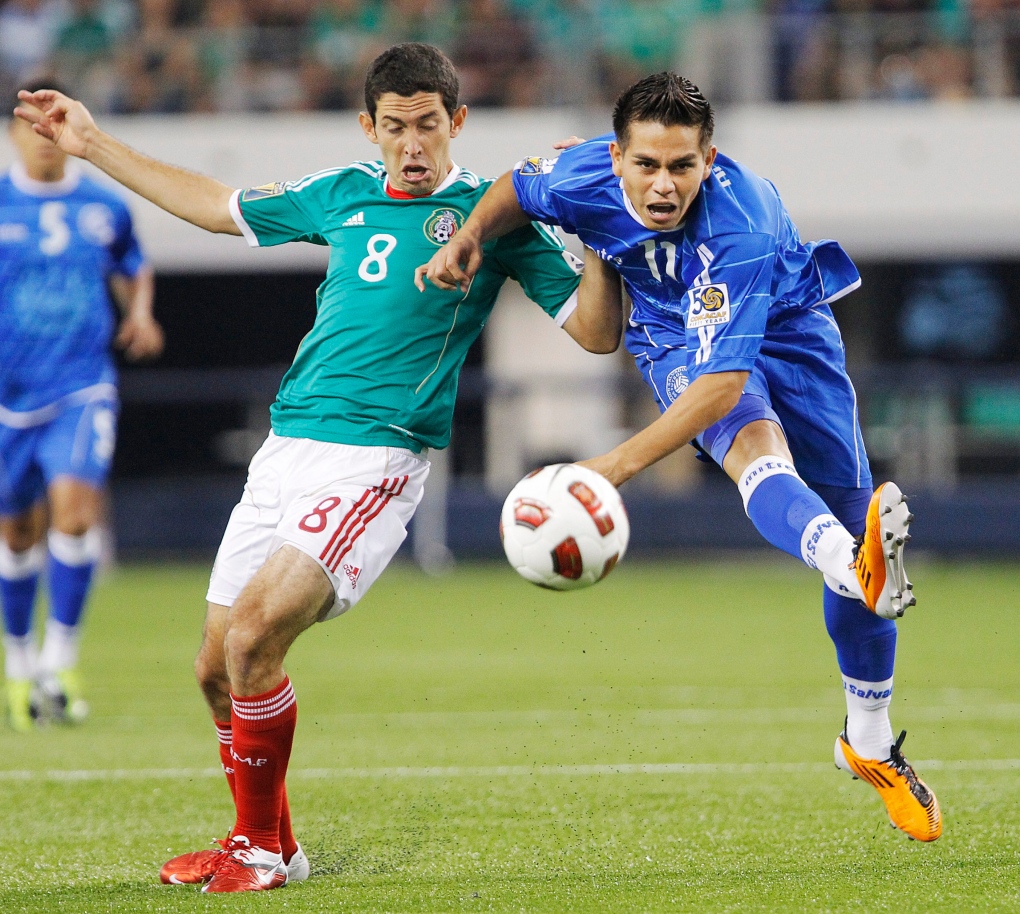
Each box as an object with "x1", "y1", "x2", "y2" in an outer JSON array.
[
  {"x1": 195, "y1": 643, "x2": 231, "y2": 715},
  {"x1": 2, "y1": 525, "x2": 41, "y2": 553},
  {"x1": 1, "y1": 506, "x2": 46, "y2": 552},
  {"x1": 222, "y1": 597, "x2": 282, "y2": 693},
  {"x1": 195, "y1": 603, "x2": 232, "y2": 720},
  {"x1": 219, "y1": 547, "x2": 334, "y2": 696},
  {"x1": 723, "y1": 419, "x2": 793, "y2": 482},
  {"x1": 48, "y1": 479, "x2": 102, "y2": 537},
  {"x1": 49, "y1": 508, "x2": 95, "y2": 538}
]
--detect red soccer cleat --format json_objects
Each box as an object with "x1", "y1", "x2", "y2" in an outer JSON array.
[
  {"x1": 201, "y1": 836, "x2": 288, "y2": 893},
  {"x1": 161, "y1": 836, "x2": 309, "y2": 886},
  {"x1": 159, "y1": 836, "x2": 230, "y2": 885}
]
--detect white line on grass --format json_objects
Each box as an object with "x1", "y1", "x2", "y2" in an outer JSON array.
[
  {"x1": 1, "y1": 758, "x2": 1018, "y2": 782},
  {"x1": 296, "y1": 704, "x2": 1020, "y2": 726},
  {"x1": 91, "y1": 703, "x2": 1020, "y2": 730}
]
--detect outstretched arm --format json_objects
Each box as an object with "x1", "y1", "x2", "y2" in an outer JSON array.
[
  {"x1": 415, "y1": 171, "x2": 529, "y2": 293},
  {"x1": 15, "y1": 90, "x2": 240, "y2": 235},
  {"x1": 581, "y1": 370, "x2": 749, "y2": 487},
  {"x1": 561, "y1": 246, "x2": 623, "y2": 354}
]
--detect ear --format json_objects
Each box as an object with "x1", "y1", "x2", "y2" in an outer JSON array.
[
  {"x1": 702, "y1": 145, "x2": 717, "y2": 181},
  {"x1": 609, "y1": 141, "x2": 624, "y2": 178},
  {"x1": 359, "y1": 111, "x2": 378, "y2": 145},
  {"x1": 449, "y1": 105, "x2": 468, "y2": 139}
]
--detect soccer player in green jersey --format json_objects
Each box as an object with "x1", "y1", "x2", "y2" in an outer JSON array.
[{"x1": 16, "y1": 43, "x2": 623, "y2": 892}]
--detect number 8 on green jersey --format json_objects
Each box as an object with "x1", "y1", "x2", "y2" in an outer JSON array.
[{"x1": 229, "y1": 162, "x2": 582, "y2": 454}]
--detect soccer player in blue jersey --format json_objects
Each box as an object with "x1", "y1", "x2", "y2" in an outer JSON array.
[
  {"x1": 0, "y1": 84, "x2": 162, "y2": 731},
  {"x1": 422, "y1": 72, "x2": 942, "y2": 843}
]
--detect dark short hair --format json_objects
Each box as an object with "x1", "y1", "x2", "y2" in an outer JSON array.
[
  {"x1": 612, "y1": 72, "x2": 714, "y2": 151},
  {"x1": 12, "y1": 79, "x2": 71, "y2": 120},
  {"x1": 364, "y1": 43, "x2": 459, "y2": 121}
]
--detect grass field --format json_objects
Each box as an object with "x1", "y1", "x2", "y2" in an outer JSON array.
[{"x1": 1, "y1": 557, "x2": 1018, "y2": 913}]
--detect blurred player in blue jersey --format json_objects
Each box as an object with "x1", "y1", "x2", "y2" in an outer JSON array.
[
  {"x1": 0, "y1": 83, "x2": 162, "y2": 731},
  {"x1": 423, "y1": 72, "x2": 942, "y2": 842}
]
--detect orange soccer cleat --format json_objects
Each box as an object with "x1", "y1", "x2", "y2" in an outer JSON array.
[
  {"x1": 854, "y1": 482, "x2": 916, "y2": 619},
  {"x1": 836, "y1": 728, "x2": 942, "y2": 842}
]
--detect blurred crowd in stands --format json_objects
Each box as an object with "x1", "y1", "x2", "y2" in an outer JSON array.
[{"x1": 2, "y1": 0, "x2": 1019, "y2": 113}]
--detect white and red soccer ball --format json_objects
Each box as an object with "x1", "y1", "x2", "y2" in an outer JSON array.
[{"x1": 499, "y1": 464, "x2": 629, "y2": 590}]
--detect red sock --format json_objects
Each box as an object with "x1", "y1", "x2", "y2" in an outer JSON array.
[
  {"x1": 215, "y1": 717, "x2": 299, "y2": 860},
  {"x1": 215, "y1": 720, "x2": 236, "y2": 801},
  {"x1": 229, "y1": 677, "x2": 297, "y2": 854},
  {"x1": 279, "y1": 791, "x2": 298, "y2": 861}
]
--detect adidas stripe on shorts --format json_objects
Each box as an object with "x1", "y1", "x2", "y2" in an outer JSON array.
[{"x1": 207, "y1": 432, "x2": 428, "y2": 619}]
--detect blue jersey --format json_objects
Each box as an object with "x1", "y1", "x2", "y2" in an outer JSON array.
[
  {"x1": 0, "y1": 164, "x2": 145, "y2": 413},
  {"x1": 512, "y1": 137, "x2": 861, "y2": 384}
]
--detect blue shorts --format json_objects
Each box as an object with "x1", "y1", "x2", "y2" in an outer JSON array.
[
  {"x1": 0, "y1": 397, "x2": 118, "y2": 516},
  {"x1": 627, "y1": 304, "x2": 872, "y2": 490}
]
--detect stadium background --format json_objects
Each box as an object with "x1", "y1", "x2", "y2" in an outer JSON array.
[
  {"x1": 2, "y1": 0, "x2": 1020, "y2": 561},
  {"x1": 3, "y1": 6, "x2": 1020, "y2": 912}
]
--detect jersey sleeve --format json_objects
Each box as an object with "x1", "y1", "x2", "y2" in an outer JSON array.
[
  {"x1": 229, "y1": 179, "x2": 329, "y2": 247},
  {"x1": 511, "y1": 157, "x2": 575, "y2": 232},
  {"x1": 491, "y1": 221, "x2": 582, "y2": 325},
  {"x1": 683, "y1": 232, "x2": 776, "y2": 381},
  {"x1": 108, "y1": 200, "x2": 145, "y2": 277}
]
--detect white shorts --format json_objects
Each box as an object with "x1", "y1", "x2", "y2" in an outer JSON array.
[{"x1": 207, "y1": 432, "x2": 429, "y2": 620}]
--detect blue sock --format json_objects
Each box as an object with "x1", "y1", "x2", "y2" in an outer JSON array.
[
  {"x1": 47, "y1": 532, "x2": 98, "y2": 628},
  {"x1": 809, "y1": 481, "x2": 898, "y2": 759},
  {"x1": 0, "y1": 544, "x2": 44, "y2": 638},
  {"x1": 1, "y1": 575, "x2": 39, "y2": 638},
  {"x1": 739, "y1": 457, "x2": 843, "y2": 560},
  {"x1": 823, "y1": 585, "x2": 897, "y2": 682},
  {"x1": 825, "y1": 583, "x2": 897, "y2": 758}
]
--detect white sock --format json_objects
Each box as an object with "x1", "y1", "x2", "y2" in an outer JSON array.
[
  {"x1": 39, "y1": 618, "x2": 80, "y2": 676},
  {"x1": 0, "y1": 542, "x2": 46, "y2": 579},
  {"x1": 843, "y1": 674, "x2": 895, "y2": 761},
  {"x1": 3, "y1": 633, "x2": 37, "y2": 681},
  {"x1": 48, "y1": 528, "x2": 102, "y2": 566},
  {"x1": 800, "y1": 519, "x2": 864, "y2": 602}
]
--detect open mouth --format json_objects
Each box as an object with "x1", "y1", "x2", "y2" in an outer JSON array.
[
  {"x1": 646, "y1": 202, "x2": 679, "y2": 223},
  {"x1": 402, "y1": 164, "x2": 430, "y2": 184}
]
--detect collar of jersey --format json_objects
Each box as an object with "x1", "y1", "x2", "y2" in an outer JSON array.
[
  {"x1": 384, "y1": 164, "x2": 461, "y2": 199},
  {"x1": 620, "y1": 177, "x2": 685, "y2": 233},
  {"x1": 10, "y1": 160, "x2": 82, "y2": 197}
]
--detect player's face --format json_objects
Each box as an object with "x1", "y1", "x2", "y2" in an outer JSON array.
[
  {"x1": 359, "y1": 92, "x2": 467, "y2": 196},
  {"x1": 8, "y1": 111, "x2": 68, "y2": 181},
  {"x1": 610, "y1": 121, "x2": 716, "y2": 232}
]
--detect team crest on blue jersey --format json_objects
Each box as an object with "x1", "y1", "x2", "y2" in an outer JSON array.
[
  {"x1": 78, "y1": 203, "x2": 115, "y2": 245},
  {"x1": 241, "y1": 182, "x2": 285, "y2": 201},
  {"x1": 665, "y1": 366, "x2": 689, "y2": 403},
  {"x1": 516, "y1": 156, "x2": 555, "y2": 176},
  {"x1": 424, "y1": 208, "x2": 464, "y2": 245},
  {"x1": 687, "y1": 282, "x2": 731, "y2": 328}
]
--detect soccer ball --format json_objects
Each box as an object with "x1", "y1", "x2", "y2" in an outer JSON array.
[{"x1": 499, "y1": 463, "x2": 629, "y2": 590}]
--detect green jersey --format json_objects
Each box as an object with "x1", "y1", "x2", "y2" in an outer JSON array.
[{"x1": 231, "y1": 162, "x2": 581, "y2": 452}]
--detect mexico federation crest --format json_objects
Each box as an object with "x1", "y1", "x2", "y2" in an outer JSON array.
[
  {"x1": 424, "y1": 208, "x2": 464, "y2": 245},
  {"x1": 665, "y1": 366, "x2": 689, "y2": 403},
  {"x1": 241, "y1": 182, "x2": 286, "y2": 201},
  {"x1": 686, "y1": 282, "x2": 731, "y2": 328}
]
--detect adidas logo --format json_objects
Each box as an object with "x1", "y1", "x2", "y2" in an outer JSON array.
[
  {"x1": 342, "y1": 212, "x2": 365, "y2": 227},
  {"x1": 343, "y1": 564, "x2": 361, "y2": 587}
]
